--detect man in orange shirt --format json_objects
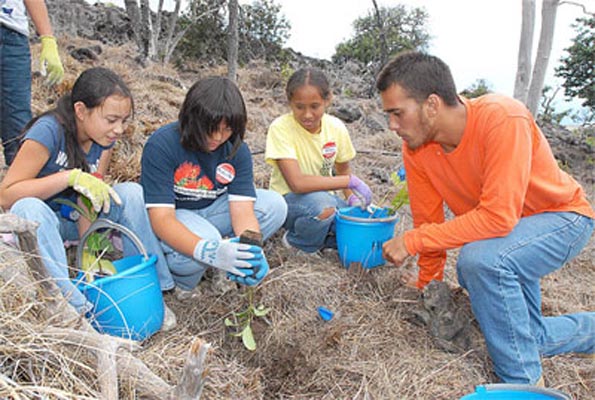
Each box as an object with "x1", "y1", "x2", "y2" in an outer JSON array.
[{"x1": 377, "y1": 52, "x2": 594, "y2": 385}]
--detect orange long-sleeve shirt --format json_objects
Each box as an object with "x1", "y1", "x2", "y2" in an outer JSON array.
[{"x1": 402, "y1": 94, "x2": 595, "y2": 287}]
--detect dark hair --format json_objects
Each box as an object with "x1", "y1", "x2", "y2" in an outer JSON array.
[
  {"x1": 285, "y1": 68, "x2": 331, "y2": 101},
  {"x1": 376, "y1": 51, "x2": 459, "y2": 106},
  {"x1": 23, "y1": 67, "x2": 133, "y2": 171},
  {"x1": 178, "y1": 76, "x2": 247, "y2": 155}
]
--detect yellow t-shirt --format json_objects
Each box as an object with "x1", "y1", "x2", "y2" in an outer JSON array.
[{"x1": 265, "y1": 113, "x2": 356, "y2": 195}]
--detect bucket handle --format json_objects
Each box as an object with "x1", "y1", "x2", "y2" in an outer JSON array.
[
  {"x1": 76, "y1": 218, "x2": 149, "y2": 269},
  {"x1": 338, "y1": 213, "x2": 399, "y2": 224}
]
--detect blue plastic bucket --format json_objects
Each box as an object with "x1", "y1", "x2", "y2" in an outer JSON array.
[
  {"x1": 460, "y1": 384, "x2": 570, "y2": 400},
  {"x1": 75, "y1": 253, "x2": 163, "y2": 341},
  {"x1": 335, "y1": 206, "x2": 398, "y2": 269}
]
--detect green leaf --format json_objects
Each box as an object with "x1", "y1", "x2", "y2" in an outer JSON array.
[
  {"x1": 241, "y1": 325, "x2": 256, "y2": 351},
  {"x1": 80, "y1": 196, "x2": 97, "y2": 219},
  {"x1": 224, "y1": 317, "x2": 236, "y2": 327},
  {"x1": 253, "y1": 305, "x2": 270, "y2": 317},
  {"x1": 233, "y1": 309, "x2": 250, "y2": 319},
  {"x1": 53, "y1": 198, "x2": 94, "y2": 221},
  {"x1": 86, "y1": 230, "x2": 114, "y2": 253}
]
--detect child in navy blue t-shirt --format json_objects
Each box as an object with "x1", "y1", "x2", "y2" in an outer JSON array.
[{"x1": 141, "y1": 76, "x2": 287, "y2": 292}]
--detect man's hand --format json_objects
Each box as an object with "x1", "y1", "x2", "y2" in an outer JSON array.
[
  {"x1": 382, "y1": 234, "x2": 411, "y2": 266},
  {"x1": 39, "y1": 35, "x2": 64, "y2": 86}
]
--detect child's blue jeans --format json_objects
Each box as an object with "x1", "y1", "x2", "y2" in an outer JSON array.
[
  {"x1": 10, "y1": 182, "x2": 173, "y2": 313},
  {"x1": 161, "y1": 189, "x2": 287, "y2": 290},
  {"x1": 282, "y1": 191, "x2": 348, "y2": 253}
]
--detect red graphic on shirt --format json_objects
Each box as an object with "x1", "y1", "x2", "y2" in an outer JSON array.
[
  {"x1": 322, "y1": 141, "x2": 337, "y2": 159},
  {"x1": 174, "y1": 162, "x2": 214, "y2": 189},
  {"x1": 216, "y1": 163, "x2": 235, "y2": 184}
]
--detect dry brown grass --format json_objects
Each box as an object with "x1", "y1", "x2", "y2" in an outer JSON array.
[{"x1": 0, "y1": 38, "x2": 593, "y2": 399}]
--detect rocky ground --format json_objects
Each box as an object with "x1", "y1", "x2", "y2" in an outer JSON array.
[{"x1": 0, "y1": 1, "x2": 593, "y2": 399}]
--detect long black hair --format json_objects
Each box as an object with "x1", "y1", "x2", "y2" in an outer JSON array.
[
  {"x1": 178, "y1": 76, "x2": 247, "y2": 156},
  {"x1": 23, "y1": 67, "x2": 133, "y2": 171}
]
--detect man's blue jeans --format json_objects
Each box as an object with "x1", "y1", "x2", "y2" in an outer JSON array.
[
  {"x1": 0, "y1": 26, "x2": 32, "y2": 165},
  {"x1": 10, "y1": 183, "x2": 173, "y2": 313},
  {"x1": 456, "y1": 212, "x2": 594, "y2": 384},
  {"x1": 161, "y1": 189, "x2": 287, "y2": 290},
  {"x1": 283, "y1": 191, "x2": 348, "y2": 253}
]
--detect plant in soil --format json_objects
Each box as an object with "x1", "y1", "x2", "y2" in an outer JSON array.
[
  {"x1": 55, "y1": 196, "x2": 116, "y2": 282},
  {"x1": 224, "y1": 288, "x2": 270, "y2": 351}
]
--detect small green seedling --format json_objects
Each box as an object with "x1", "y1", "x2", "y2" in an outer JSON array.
[
  {"x1": 224, "y1": 288, "x2": 270, "y2": 351},
  {"x1": 224, "y1": 230, "x2": 270, "y2": 351},
  {"x1": 55, "y1": 196, "x2": 116, "y2": 281},
  {"x1": 375, "y1": 166, "x2": 409, "y2": 216},
  {"x1": 388, "y1": 167, "x2": 410, "y2": 214}
]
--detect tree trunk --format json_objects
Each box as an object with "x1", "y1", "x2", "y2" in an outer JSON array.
[
  {"x1": 162, "y1": 0, "x2": 183, "y2": 64},
  {"x1": 139, "y1": 0, "x2": 155, "y2": 60},
  {"x1": 124, "y1": 0, "x2": 143, "y2": 56},
  {"x1": 526, "y1": 0, "x2": 559, "y2": 116},
  {"x1": 227, "y1": 0, "x2": 239, "y2": 81},
  {"x1": 371, "y1": 0, "x2": 388, "y2": 68},
  {"x1": 153, "y1": 0, "x2": 165, "y2": 60},
  {"x1": 513, "y1": 0, "x2": 536, "y2": 103}
]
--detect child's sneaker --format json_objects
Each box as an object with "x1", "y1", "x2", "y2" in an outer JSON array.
[
  {"x1": 161, "y1": 303, "x2": 177, "y2": 332},
  {"x1": 281, "y1": 231, "x2": 292, "y2": 249}
]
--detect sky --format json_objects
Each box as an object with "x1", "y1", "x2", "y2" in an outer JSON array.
[
  {"x1": 96, "y1": 0, "x2": 593, "y2": 113},
  {"x1": 268, "y1": 0, "x2": 591, "y2": 105}
]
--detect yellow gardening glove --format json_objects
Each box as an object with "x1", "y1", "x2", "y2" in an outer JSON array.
[
  {"x1": 68, "y1": 169, "x2": 121, "y2": 214},
  {"x1": 39, "y1": 35, "x2": 64, "y2": 86}
]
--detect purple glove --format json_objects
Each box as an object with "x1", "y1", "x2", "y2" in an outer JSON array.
[{"x1": 347, "y1": 175, "x2": 372, "y2": 207}]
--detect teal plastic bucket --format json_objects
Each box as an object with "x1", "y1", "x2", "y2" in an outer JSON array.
[
  {"x1": 335, "y1": 206, "x2": 398, "y2": 269},
  {"x1": 75, "y1": 253, "x2": 163, "y2": 341},
  {"x1": 460, "y1": 384, "x2": 571, "y2": 400},
  {"x1": 74, "y1": 219, "x2": 164, "y2": 341}
]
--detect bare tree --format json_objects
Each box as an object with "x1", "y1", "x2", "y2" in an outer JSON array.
[
  {"x1": 371, "y1": 0, "x2": 388, "y2": 68},
  {"x1": 227, "y1": 0, "x2": 239, "y2": 82},
  {"x1": 513, "y1": 0, "x2": 536, "y2": 103},
  {"x1": 124, "y1": 0, "x2": 221, "y2": 64},
  {"x1": 514, "y1": 0, "x2": 594, "y2": 116},
  {"x1": 525, "y1": 0, "x2": 560, "y2": 115}
]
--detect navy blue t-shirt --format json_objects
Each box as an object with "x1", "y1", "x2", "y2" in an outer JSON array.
[
  {"x1": 141, "y1": 121, "x2": 256, "y2": 210},
  {"x1": 23, "y1": 115, "x2": 110, "y2": 211}
]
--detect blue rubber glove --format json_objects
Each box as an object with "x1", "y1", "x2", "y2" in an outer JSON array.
[
  {"x1": 347, "y1": 174, "x2": 372, "y2": 208},
  {"x1": 227, "y1": 254, "x2": 269, "y2": 286},
  {"x1": 193, "y1": 238, "x2": 261, "y2": 276},
  {"x1": 227, "y1": 245, "x2": 269, "y2": 286}
]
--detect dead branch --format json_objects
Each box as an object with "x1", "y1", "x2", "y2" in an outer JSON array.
[
  {"x1": 559, "y1": 1, "x2": 595, "y2": 16},
  {"x1": 0, "y1": 213, "x2": 211, "y2": 399}
]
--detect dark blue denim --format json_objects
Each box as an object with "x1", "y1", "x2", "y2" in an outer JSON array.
[{"x1": 0, "y1": 25, "x2": 32, "y2": 165}]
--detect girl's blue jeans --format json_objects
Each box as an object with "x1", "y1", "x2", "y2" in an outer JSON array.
[
  {"x1": 161, "y1": 189, "x2": 287, "y2": 290},
  {"x1": 456, "y1": 211, "x2": 594, "y2": 384},
  {"x1": 10, "y1": 182, "x2": 173, "y2": 313},
  {"x1": 0, "y1": 26, "x2": 32, "y2": 166},
  {"x1": 282, "y1": 191, "x2": 348, "y2": 253}
]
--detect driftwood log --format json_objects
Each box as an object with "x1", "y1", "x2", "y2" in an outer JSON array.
[{"x1": 0, "y1": 213, "x2": 210, "y2": 400}]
